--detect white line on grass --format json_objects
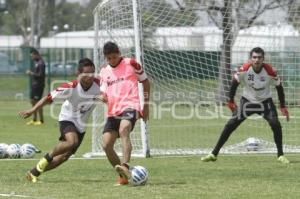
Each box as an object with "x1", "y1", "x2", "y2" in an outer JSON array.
[{"x1": 0, "y1": 193, "x2": 31, "y2": 198}]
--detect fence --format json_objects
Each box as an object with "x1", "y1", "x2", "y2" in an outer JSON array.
[{"x1": 0, "y1": 47, "x2": 299, "y2": 105}]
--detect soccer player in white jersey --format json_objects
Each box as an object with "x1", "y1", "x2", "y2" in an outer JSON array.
[
  {"x1": 99, "y1": 41, "x2": 150, "y2": 185},
  {"x1": 201, "y1": 47, "x2": 290, "y2": 164},
  {"x1": 19, "y1": 58, "x2": 105, "y2": 182}
]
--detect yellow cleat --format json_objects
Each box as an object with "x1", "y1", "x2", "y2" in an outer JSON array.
[
  {"x1": 36, "y1": 158, "x2": 49, "y2": 173},
  {"x1": 26, "y1": 120, "x2": 35, "y2": 125},
  {"x1": 201, "y1": 153, "x2": 217, "y2": 162},
  {"x1": 277, "y1": 155, "x2": 290, "y2": 164},
  {"x1": 26, "y1": 172, "x2": 38, "y2": 183},
  {"x1": 33, "y1": 121, "x2": 43, "y2": 126}
]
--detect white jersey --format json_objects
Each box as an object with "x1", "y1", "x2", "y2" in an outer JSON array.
[
  {"x1": 234, "y1": 63, "x2": 280, "y2": 103},
  {"x1": 47, "y1": 79, "x2": 101, "y2": 133}
]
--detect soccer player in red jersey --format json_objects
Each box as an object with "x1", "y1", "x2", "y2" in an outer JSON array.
[{"x1": 99, "y1": 42, "x2": 150, "y2": 185}]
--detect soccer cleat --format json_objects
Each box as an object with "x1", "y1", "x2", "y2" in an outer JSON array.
[
  {"x1": 201, "y1": 153, "x2": 217, "y2": 162},
  {"x1": 26, "y1": 172, "x2": 38, "y2": 183},
  {"x1": 277, "y1": 155, "x2": 290, "y2": 164},
  {"x1": 26, "y1": 120, "x2": 35, "y2": 125},
  {"x1": 115, "y1": 164, "x2": 131, "y2": 180},
  {"x1": 114, "y1": 177, "x2": 129, "y2": 186},
  {"x1": 36, "y1": 157, "x2": 49, "y2": 173},
  {"x1": 33, "y1": 121, "x2": 43, "y2": 125}
]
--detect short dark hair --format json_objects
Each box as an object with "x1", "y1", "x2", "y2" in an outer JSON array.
[
  {"x1": 103, "y1": 41, "x2": 120, "y2": 55},
  {"x1": 30, "y1": 48, "x2": 39, "y2": 55},
  {"x1": 78, "y1": 58, "x2": 95, "y2": 72},
  {"x1": 250, "y1": 47, "x2": 265, "y2": 58}
]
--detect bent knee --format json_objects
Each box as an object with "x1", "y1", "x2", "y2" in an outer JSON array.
[
  {"x1": 119, "y1": 127, "x2": 131, "y2": 137},
  {"x1": 62, "y1": 152, "x2": 73, "y2": 161},
  {"x1": 102, "y1": 142, "x2": 114, "y2": 152},
  {"x1": 66, "y1": 140, "x2": 79, "y2": 150}
]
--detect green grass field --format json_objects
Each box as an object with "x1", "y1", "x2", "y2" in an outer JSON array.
[
  {"x1": 1, "y1": 100, "x2": 300, "y2": 199},
  {"x1": 1, "y1": 155, "x2": 300, "y2": 199}
]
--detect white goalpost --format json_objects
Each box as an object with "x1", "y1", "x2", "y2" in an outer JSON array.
[{"x1": 85, "y1": 0, "x2": 300, "y2": 157}]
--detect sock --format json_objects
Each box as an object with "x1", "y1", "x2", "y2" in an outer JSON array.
[
  {"x1": 30, "y1": 167, "x2": 41, "y2": 177},
  {"x1": 44, "y1": 153, "x2": 53, "y2": 163},
  {"x1": 121, "y1": 163, "x2": 130, "y2": 169}
]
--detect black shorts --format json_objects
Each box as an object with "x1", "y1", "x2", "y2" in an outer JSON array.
[
  {"x1": 234, "y1": 97, "x2": 278, "y2": 120},
  {"x1": 103, "y1": 109, "x2": 139, "y2": 135},
  {"x1": 59, "y1": 121, "x2": 85, "y2": 154},
  {"x1": 30, "y1": 86, "x2": 44, "y2": 100}
]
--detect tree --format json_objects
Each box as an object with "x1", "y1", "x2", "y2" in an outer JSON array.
[
  {"x1": 35, "y1": 0, "x2": 55, "y2": 47},
  {"x1": 3, "y1": 0, "x2": 31, "y2": 45},
  {"x1": 287, "y1": 0, "x2": 300, "y2": 29},
  {"x1": 142, "y1": 0, "x2": 198, "y2": 28},
  {"x1": 141, "y1": 0, "x2": 199, "y2": 48},
  {"x1": 0, "y1": 0, "x2": 93, "y2": 47}
]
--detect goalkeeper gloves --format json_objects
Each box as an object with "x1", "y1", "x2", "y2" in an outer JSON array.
[
  {"x1": 227, "y1": 100, "x2": 237, "y2": 112},
  {"x1": 280, "y1": 107, "x2": 289, "y2": 122}
]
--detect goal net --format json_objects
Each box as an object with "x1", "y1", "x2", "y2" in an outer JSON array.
[{"x1": 86, "y1": 0, "x2": 300, "y2": 157}]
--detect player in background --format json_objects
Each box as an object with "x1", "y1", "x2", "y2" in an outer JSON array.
[
  {"x1": 26, "y1": 49, "x2": 46, "y2": 125},
  {"x1": 201, "y1": 47, "x2": 290, "y2": 164},
  {"x1": 19, "y1": 58, "x2": 105, "y2": 182},
  {"x1": 99, "y1": 41, "x2": 150, "y2": 185}
]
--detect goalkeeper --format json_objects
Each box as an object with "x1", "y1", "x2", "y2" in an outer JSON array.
[
  {"x1": 201, "y1": 47, "x2": 290, "y2": 164},
  {"x1": 99, "y1": 41, "x2": 150, "y2": 185},
  {"x1": 19, "y1": 58, "x2": 105, "y2": 182}
]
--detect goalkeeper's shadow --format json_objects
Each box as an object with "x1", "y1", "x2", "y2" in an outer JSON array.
[{"x1": 287, "y1": 160, "x2": 300, "y2": 164}]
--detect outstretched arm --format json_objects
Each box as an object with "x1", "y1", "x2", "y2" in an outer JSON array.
[
  {"x1": 275, "y1": 84, "x2": 285, "y2": 108},
  {"x1": 19, "y1": 95, "x2": 50, "y2": 118},
  {"x1": 227, "y1": 79, "x2": 239, "y2": 112},
  {"x1": 229, "y1": 79, "x2": 239, "y2": 102},
  {"x1": 276, "y1": 83, "x2": 289, "y2": 121}
]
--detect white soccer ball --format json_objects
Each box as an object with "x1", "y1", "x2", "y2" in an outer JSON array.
[
  {"x1": 130, "y1": 165, "x2": 148, "y2": 186},
  {"x1": 6, "y1": 144, "x2": 21, "y2": 159},
  {"x1": 20, "y1": 143, "x2": 36, "y2": 159},
  {"x1": 246, "y1": 137, "x2": 260, "y2": 151},
  {"x1": 0, "y1": 143, "x2": 9, "y2": 158}
]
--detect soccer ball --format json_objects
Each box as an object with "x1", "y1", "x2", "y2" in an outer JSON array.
[
  {"x1": 6, "y1": 144, "x2": 21, "y2": 159},
  {"x1": 0, "y1": 143, "x2": 9, "y2": 158},
  {"x1": 130, "y1": 165, "x2": 148, "y2": 186},
  {"x1": 20, "y1": 143, "x2": 36, "y2": 159},
  {"x1": 246, "y1": 137, "x2": 260, "y2": 151}
]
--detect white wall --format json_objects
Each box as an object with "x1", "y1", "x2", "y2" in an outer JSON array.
[
  {"x1": 0, "y1": 36, "x2": 23, "y2": 47},
  {"x1": 1, "y1": 25, "x2": 299, "y2": 58}
]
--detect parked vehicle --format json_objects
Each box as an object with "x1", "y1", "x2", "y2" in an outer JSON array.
[
  {"x1": 46, "y1": 61, "x2": 77, "y2": 76},
  {"x1": 0, "y1": 52, "x2": 19, "y2": 74}
]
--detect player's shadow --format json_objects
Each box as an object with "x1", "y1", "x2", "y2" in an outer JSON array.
[
  {"x1": 45, "y1": 179, "x2": 105, "y2": 183},
  {"x1": 147, "y1": 181, "x2": 187, "y2": 186}
]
